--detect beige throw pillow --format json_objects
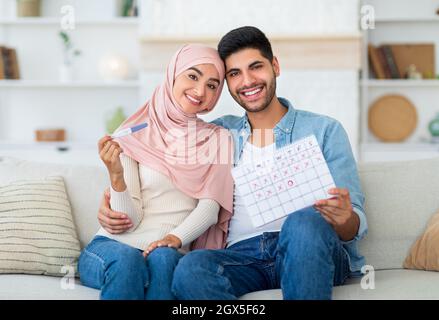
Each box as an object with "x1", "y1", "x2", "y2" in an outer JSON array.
[
  {"x1": 404, "y1": 208, "x2": 439, "y2": 271},
  {"x1": 0, "y1": 176, "x2": 81, "y2": 276}
]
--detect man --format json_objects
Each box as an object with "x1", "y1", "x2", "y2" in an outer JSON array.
[{"x1": 97, "y1": 26, "x2": 367, "y2": 300}]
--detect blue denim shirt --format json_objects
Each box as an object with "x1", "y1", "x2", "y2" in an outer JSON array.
[{"x1": 211, "y1": 97, "x2": 367, "y2": 273}]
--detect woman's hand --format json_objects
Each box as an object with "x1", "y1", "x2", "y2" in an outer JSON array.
[
  {"x1": 98, "y1": 135, "x2": 126, "y2": 191},
  {"x1": 143, "y1": 234, "x2": 182, "y2": 257}
]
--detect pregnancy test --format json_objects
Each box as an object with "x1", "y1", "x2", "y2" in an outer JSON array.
[{"x1": 111, "y1": 123, "x2": 148, "y2": 139}]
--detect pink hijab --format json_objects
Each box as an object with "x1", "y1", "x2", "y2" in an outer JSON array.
[{"x1": 115, "y1": 44, "x2": 233, "y2": 250}]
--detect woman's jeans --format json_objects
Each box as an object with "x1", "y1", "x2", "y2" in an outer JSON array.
[
  {"x1": 78, "y1": 236, "x2": 183, "y2": 300},
  {"x1": 172, "y1": 207, "x2": 351, "y2": 300}
]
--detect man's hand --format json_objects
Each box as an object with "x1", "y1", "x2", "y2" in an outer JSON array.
[
  {"x1": 314, "y1": 187, "x2": 359, "y2": 241},
  {"x1": 98, "y1": 188, "x2": 133, "y2": 234},
  {"x1": 143, "y1": 234, "x2": 182, "y2": 258}
]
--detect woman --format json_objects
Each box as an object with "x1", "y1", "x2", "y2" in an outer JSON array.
[{"x1": 78, "y1": 44, "x2": 234, "y2": 300}]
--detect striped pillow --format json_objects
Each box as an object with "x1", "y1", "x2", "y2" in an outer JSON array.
[{"x1": 0, "y1": 176, "x2": 81, "y2": 276}]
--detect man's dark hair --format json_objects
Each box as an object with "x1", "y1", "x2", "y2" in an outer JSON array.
[{"x1": 217, "y1": 26, "x2": 273, "y2": 62}]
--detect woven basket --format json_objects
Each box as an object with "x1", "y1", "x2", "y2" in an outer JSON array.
[{"x1": 17, "y1": 0, "x2": 41, "y2": 17}]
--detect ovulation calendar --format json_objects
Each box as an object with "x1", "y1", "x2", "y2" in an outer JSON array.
[{"x1": 231, "y1": 135, "x2": 336, "y2": 227}]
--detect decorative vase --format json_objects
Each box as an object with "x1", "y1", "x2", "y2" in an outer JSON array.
[
  {"x1": 428, "y1": 113, "x2": 439, "y2": 139},
  {"x1": 59, "y1": 64, "x2": 74, "y2": 83},
  {"x1": 16, "y1": 0, "x2": 41, "y2": 17}
]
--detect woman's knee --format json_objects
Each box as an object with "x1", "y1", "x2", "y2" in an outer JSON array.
[{"x1": 147, "y1": 247, "x2": 182, "y2": 269}]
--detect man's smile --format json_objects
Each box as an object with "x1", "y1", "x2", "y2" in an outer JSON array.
[{"x1": 239, "y1": 85, "x2": 264, "y2": 102}]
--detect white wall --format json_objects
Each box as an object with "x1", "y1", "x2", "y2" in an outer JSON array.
[{"x1": 140, "y1": 0, "x2": 359, "y2": 36}]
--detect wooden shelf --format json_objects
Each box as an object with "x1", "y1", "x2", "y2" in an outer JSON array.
[
  {"x1": 0, "y1": 141, "x2": 96, "y2": 150},
  {"x1": 140, "y1": 32, "x2": 362, "y2": 43},
  {"x1": 0, "y1": 80, "x2": 140, "y2": 88},
  {"x1": 361, "y1": 142, "x2": 439, "y2": 152},
  {"x1": 0, "y1": 17, "x2": 138, "y2": 26},
  {"x1": 374, "y1": 17, "x2": 439, "y2": 23},
  {"x1": 141, "y1": 32, "x2": 362, "y2": 70},
  {"x1": 362, "y1": 80, "x2": 439, "y2": 87}
]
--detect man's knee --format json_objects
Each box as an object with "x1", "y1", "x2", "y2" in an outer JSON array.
[
  {"x1": 172, "y1": 250, "x2": 212, "y2": 297},
  {"x1": 280, "y1": 207, "x2": 336, "y2": 244}
]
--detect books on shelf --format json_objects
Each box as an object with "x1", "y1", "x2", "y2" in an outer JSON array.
[
  {"x1": 368, "y1": 43, "x2": 435, "y2": 80},
  {"x1": 0, "y1": 46, "x2": 20, "y2": 79}
]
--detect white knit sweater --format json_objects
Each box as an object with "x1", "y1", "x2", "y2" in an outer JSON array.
[{"x1": 96, "y1": 155, "x2": 220, "y2": 251}]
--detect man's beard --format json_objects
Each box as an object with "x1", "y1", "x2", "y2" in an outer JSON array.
[{"x1": 230, "y1": 77, "x2": 276, "y2": 114}]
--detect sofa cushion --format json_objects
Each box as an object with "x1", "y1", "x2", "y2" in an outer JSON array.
[
  {"x1": 2, "y1": 269, "x2": 439, "y2": 300},
  {"x1": 357, "y1": 157, "x2": 439, "y2": 270},
  {"x1": 240, "y1": 269, "x2": 439, "y2": 300},
  {"x1": 0, "y1": 176, "x2": 81, "y2": 276},
  {"x1": 0, "y1": 157, "x2": 109, "y2": 249},
  {"x1": 0, "y1": 274, "x2": 99, "y2": 299},
  {"x1": 403, "y1": 208, "x2": 439, "y2": 271}
]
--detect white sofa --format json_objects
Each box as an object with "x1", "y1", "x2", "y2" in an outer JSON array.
[{"x1": 1, "y1": 155, "x2": 439, "y2": 300}]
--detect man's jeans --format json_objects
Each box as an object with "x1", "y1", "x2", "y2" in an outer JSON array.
[
  {"x1": 78, "y1": 236, "x2": 183, "y2": 300},
  {"x1": 172, "y1": 207, "x2": 350, "y2": 300}
]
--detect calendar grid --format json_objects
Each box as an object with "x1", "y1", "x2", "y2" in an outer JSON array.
[{"x1": 232, "y1": 135, "x2": 336, "y2": 228}]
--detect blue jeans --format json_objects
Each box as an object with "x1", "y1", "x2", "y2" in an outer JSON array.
[
  {"x1": 78, "y1": 236, "x2": 183, "y2": 300},
  {"x1": 172, "y1": 207, "x2": 350, "y2": 300}
]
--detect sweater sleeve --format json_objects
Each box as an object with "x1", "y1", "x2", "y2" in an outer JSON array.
[
  {"x1": 109, "y1": 154, "x2": 144, "y2": 231},
  {"x1": 169, "y1": 199, "x2": 220, "y2": 247}
]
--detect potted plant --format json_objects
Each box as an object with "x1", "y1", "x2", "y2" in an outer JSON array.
[
  {"x1": 58, "y1": 31, "x2": 81, "y2": 82},
  {"x1": 16, "y1": 0, "x2": 41, "y2": 17}
]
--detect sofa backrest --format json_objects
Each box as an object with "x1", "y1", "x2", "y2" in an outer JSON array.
[
  {"x1": 1, "y1": 156, "x2": 439, "y2": 270},
  {"x1": 357, "y1": 157, "x2": 439, "y2": 270},
  {"x1": 0, "y1": 157, "x2": 108, "y2": 248}
]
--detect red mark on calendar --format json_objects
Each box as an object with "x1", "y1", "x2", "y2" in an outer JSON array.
[{"x1": 287, "y1": 180, "x2": 294, "y2": 187}]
